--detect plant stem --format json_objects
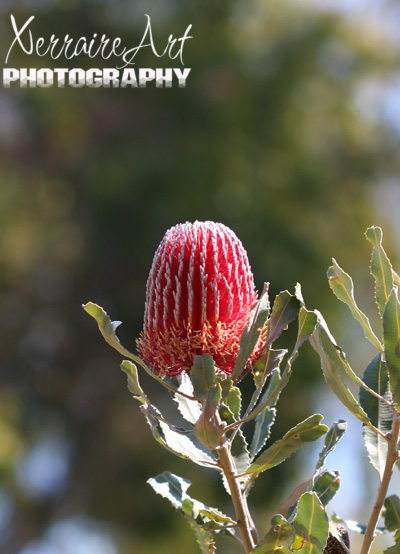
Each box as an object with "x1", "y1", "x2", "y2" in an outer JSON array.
[
  {"x1": 217, "y1": 442, "x2": 256, "y2": 553},
  {"x1": 360, "y1": 408, "x2": 400, "y2": 554}
]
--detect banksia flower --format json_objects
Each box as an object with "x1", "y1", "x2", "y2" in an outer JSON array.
[
  {"x1": 323, "y1": 524, "x2": 350, "y2": 554},
  {"x1": 137, "y1": 221, "x2": 265, "y2": 376}
]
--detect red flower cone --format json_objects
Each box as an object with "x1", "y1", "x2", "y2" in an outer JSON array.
[{"x1": 138, "y1": 221, "x2": 266, "y2": 376}]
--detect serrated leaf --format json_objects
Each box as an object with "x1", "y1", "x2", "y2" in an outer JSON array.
[
  {"x1": 292, "y1": 492, "x2": 329, "y2": 554},
  {"x1": 251, "y1": 514, "x2": 295, "y2": 554},
  {"x1": 250, "y1": 370, "x2": 281, "y2": 459},
  {"x1": 148, "y1": 472, "x2": 237, "y2": 551},
  {"x1": 327, "y1": 259, "x2": 382, "y2": 351},
  {"x1": 314, "y1": 421, "x2": 347, "y2": 475},
  {"x1": 310, "y1": 322, "x2": 372, "y2": 427},
  {"x1": 312, "y1": 470, "x2": 340, "y2": 507},
  {"x1": 366, "y1": 226, "x2": 394, "y2": 318},
  {"x1": 359, "y1": 353, "x2": 393, "y2": 477},
  {"x1": 141, "y1": 406, "x2": 215, "y2": 467},
  {"x1": 148, "y1": 472, "x2": 191, "y2": 510},
  {"x1": 384, "y1": 495, "x2": 400, "y2": 532},
  {"x1": 120, "y1": 360, "x2": 146, "y2": 401},
  {"x1": 173, "y1": 373, "x2": 202, "y2": 425},
  {"x1": 245, "y1": 414, "x2": 328, "y2": 477},
  {"x1": 393, "y1": 271, "x2": 400, "y2": 290},
  {"x1": 383, "y1": 288, "x2": 400, "y2": 409},
  {"x1": 232, "y1": 284, "x2": 270, "y2": 381},
  {"x1": 267, "y1": 291, "x2": 301, "y2": 347}
]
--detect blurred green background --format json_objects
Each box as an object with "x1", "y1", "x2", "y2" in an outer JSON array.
[{"x1": 1, "y1": 1, "x2": 400, "y2": 553}]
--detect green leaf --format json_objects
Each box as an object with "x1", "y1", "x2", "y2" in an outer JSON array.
[
  {"x1": 232, "y1": 283, "x2": 270, "y2": 381},
  {"x1": 173, "y1": 374, "x2": 202, "y2": 425},
  {"x1": 267, "y1": 290, "x2": 301, "y2": 347},
  {"x1": 120, "y1": 360, "x2": 146, "y2": 402},
  {"x1": 359, "y1": 354, "x2": 393, "y2": 477},
  {"x1": 84, "y1": 302, "x2": 137, "y2": 359},
  {"x1": 314, "y1": 421, "x2": 347, "y2": 475},
  {"x1": 383, "y1": 288, "x2": 400, "y2": 409},
  {"x1": 190, "y1": 355, "x2": 222, "y2": 449},
  {"x1": 250, "y1": 349, "x2": 287, "y2": 409},
  {"x1": 291, "y1": 493, "x2": 329, "y2": 552},
  {"x1": 141, "y1": 405, "x2": 216, "y2": 467},
  {"x1": 295, "y1": 307, "x2": 319, "y2": 353},
  {"x1": 327, "y1": 259, "x2": 382, "y2": 351},
  {"x1": 310, "y1": 321, "x2": 372, "y2": 427},
  {"x1": 365, "y1": 226, "x2": 394, "y2": 318},
  {"x1": 384, "y1": 495, "x2": 400, "y2": 532},
  {"x1": 148, "y1": 471, "x2": 191, "y2": 510},
  {"x1": 312, "y1": 470, "x2": 340, "y2": 507},
  {"x1": 219, "y1": 404, "x2": 251, "y2": 477},
  {"x1": 251, "y1": 514, "x2": 295, "y2": 554},
  {"x1": 292, "y1": 492, "x2": 329, "y2": 554},
  {"x1": 226, "y1": 386, "x2": 241, "y2": 420},
  {"x1": 249, "y1": 370, "x2": 280, "y2": 459},
  {"x1": 190, "y1": 354, "x2": 219, "y2": 401},
  {"x1": 148, "y1": 472, "x2": 238, "y2": 551},
  {"x1": 245, "y1": 414, "x2": 328, "y2": 477}
]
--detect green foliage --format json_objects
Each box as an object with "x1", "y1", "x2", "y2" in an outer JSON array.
[
  {"x1": 359, "y1": 354, "x2": 393, "y2": 477},
  {"x1": 251, "y1": 515, "x2": 295, "y2": 554},
  {"x1": 86, "y1": 226, "x2": 400, "y2": 553},
  {"x1": 384, "y1": 495, "x2": 400, "y2": 532},
  {"x1": 232, "y1": 284, "x2": 270, "y2": 381},
  {"x1": 327, "y1": 258, "x2": 382, "y2": 350},
  {"x1": 365, "y1": 226, "x2": 394, "y2": 319},
  {"x1": 245, "y1": 415, "x2": 328, "y2": 478},
  {"x1": 383, "y1": 289, "x2": 400, "y2": 409},
  {"x1": 292, "y1": 493, "x2": 329, "y2": 554}
]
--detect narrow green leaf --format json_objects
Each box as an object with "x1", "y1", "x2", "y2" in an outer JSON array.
[
  {"x1": 226, "y1": 387, "x2": 241, "y2": 420},
  {"x1": 250, "y1": 370, "x2": 281, "y2": 459},
  {"x1": 312, "y1": 470, "x2": 340, "y2": 507},
  {"x1": 251, "y1": 348, "x2": 287, "y2": 408},
  {"x1": 232, "y1": 283, "x2": 270, "y2": 381},
  {"x1": 251, "y1": 514, "x2": 295, "y2": 554},
  {"x1": 327, "y1": 259, "x2": 382, "y2": 351},
  {"x1": 314, "y1": 421, "x2": 347, "y2": 474},
  {"x1": 245, "y1": 414, "x2": 328, "y2": 477},
  {"x1": 142, "y1": 406, "x2": 216, "y2": 467},
  {"x1": 267, "y1": 291, "x2": 301, "y2": 347},
  {"x1": 366, "y1": 226, "x2": 394, "y2": 318},
  {"x1": 384, "y1": 495, "x2": 400, "y2": 532},
  {"x1": 173, "y1": 374, "x2": 202, "y2": 425},
  {"x1": 84, "y1": 302, "x2": 137, "y2": 359},
  {"x1": 359, "y1": 354, "x2": 393, "y2": 477},
  {"x1": 190, "y1": 354, "x2": 219, "y2": 401},
  {"x1": 310, "y1": 322, "x2": 372, "y2": 427},
  {"x1": 383, "y1": 288, "x2": 400, "y2": 409},
  {"x1": 295, "y1": 307, "x2": 319, "y2": 352},
  {"x1": 120, "y1": 360, "x2": 146, "y2": 401},
  {"x1": 292, "y1": 492, "x2": 329, "y2": 554}
]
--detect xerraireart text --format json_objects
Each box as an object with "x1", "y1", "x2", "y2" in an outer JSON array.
[{"x1": 3, "y1": 14, "x2": 193, "y2": 88}]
